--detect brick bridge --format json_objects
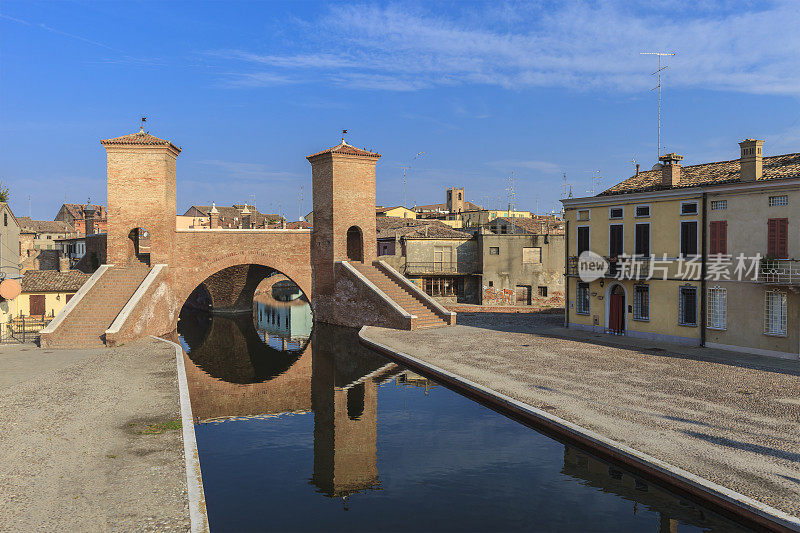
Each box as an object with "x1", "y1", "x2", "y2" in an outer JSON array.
[{"x1": 40, "y1": 129, "x2": 455, "y2": 348}]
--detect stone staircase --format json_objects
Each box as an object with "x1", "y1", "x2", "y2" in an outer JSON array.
[
  {"x1": 351, "y1": 263, "x2": 449, "y2": 329},
  {"x1": 40, "y1": 264, "x2": 150, "y2": 348}
]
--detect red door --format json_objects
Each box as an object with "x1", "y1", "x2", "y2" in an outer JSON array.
[{"x1": 609, "y1": 290, "x2": 625, "y2": 334}]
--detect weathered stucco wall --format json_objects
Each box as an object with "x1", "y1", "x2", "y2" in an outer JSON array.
[{"x1": 480, "y1": 233, "x2": 565, "y2": 306}]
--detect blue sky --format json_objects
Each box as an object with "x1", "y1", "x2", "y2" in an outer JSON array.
[{"x1": 1, "y1": 1, "x2": 799, "y2": 221}]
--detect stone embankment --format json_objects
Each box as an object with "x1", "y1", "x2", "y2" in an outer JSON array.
[{"x1": 360, "y1": 312, "x2": 800, "y2": 530}]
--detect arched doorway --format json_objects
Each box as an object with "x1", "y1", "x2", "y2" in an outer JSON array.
[
  {"x1": 346, "y1": 226, "x2": 363, "y2": 262},
  {"x1": 608, "y1": 284, "x2": 625, "y2": 335},
  {"x1": 128, "y1": 227, "x2": 151, "y2": 266}
]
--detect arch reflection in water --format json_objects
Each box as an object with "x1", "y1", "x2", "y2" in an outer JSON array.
[{"x1": 183, "y1": 321, "x2": 753, "y2": 532}]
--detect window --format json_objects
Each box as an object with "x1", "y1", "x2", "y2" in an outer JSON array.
[
  {"x1": 609, "y1": 207, "x2": 624, "y2": 219},
  {"x1": 635, "y1": 205, "x2": 650, "y2": 218},
  {"x1": 764, "y1": 291, "x2": 788, "y2": 336},
  {"x1": 634, "y1": 223, "x2": 650, "y2": 257},
  {"x1": 577, "y1": 209, "x2": 590, "y2": 221},
  {"x1": 500, "y1": 225, "x2": 508, "y2": 234},
  {"x1": 538, "y1": 286, "x2": 548, "y2": 297},
  {"x1": 423, "y1": 277, "x2": 460, "y2": 297},
  {"x1": 707, "y1": 287, "x2": 727, "y2": 330},
  {"x1": 711, "y1": 200, "x2": 727, "y2": 210},
  {"x1": 577, "y1": 226, "x2": 590, "y2": 256},
  {"x1": 678, "y1": 286, "x2": 698, "y2": 326},
  {"x1": 680, "y1": 221, "x2": 698, "y2": 256},
  {"x1": 576, "y1": 283, "x2": 590, "y2": 315},
  {"x1": 633, "y1": 285, "x2": 649, "y2": 320},
  {"x1": 769, "y1": 195, "x2": 788, "y2": 207},
  {"x1": 768, "y1": 218, "x2": 789, "y2": 259},
  {"x1": 489, "y1": 247, "x2": 500, "y2": 255},
  {"x1": 681, "y1": 201, "x2": 699, "y2": 215},
  {"x1": 378, "y1": 240, "x2": 395, "y2": 256},
  {"x1": 522, "y1": 247, "x2": 541, "y2": 264},
  {"x1": 710, "y1": 221, "x2": 727, "y2": 255}
]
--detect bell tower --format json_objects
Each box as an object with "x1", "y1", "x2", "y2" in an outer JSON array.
[
  {"x1": 307, "y1": 140, "x2": 380, "y2": 296},
  {"x1": 101, "y1": 128, "x2": 180, "y2": 266}
]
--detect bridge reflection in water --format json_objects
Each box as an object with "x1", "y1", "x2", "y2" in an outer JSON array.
[{"x1": 177, "y1": 301, "x2": 752, "y2": 532}]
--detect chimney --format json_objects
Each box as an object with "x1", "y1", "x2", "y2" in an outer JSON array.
[
  {"x1": 209, "y1": 203, "x2": 219, "y2": 229},
  {"x1": 739, "y1": 138, "x2": 764, "y2": 182},
  {"x1": 58, "y1": 254, "x2": 70, "y2": 273},
  {"x1": 659, "y1": 153, "x2": 683, "y2": 187},
  {"x1": 84, "y1": 201, "x2": 96, "y2": 236},
  {"x1": 280, "y1": 218, "x2": 286, "y2": 229},
  {"x1": 241, "y1": 203, "x2": 252, "y2": 229},
  {"x1": 635, "y1": 163, "x2": 640, "y2": 176}
]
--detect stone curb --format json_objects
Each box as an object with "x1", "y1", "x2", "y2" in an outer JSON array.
[
  {"x1": 152, "y1": 336, "x2": 210, "y2": 533},
  {"x1": 358, "y1": 326, "x2": 800, "y2": 533}
]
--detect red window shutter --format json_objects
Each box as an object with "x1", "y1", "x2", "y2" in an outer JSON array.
[
  {"x1": 768, "y1": 218, "x2": 788, "y2": 258},
  {"x1": 710, "y1": 222, "x2": 719, "y2": 254},
  {"x1": 719, "y1": 221, "x2": 727, "y2": 255},
  {"x1": 768, "y1": 219, "x2": 778, "y2": 257},
  {"x1": 778, "y1": 218, "x2": 788, "y2": 259}
]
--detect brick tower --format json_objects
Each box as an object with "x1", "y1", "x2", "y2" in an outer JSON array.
[
  {"x1": 307, "y1": 140, "x2": 380, "y2": 296},
  {"x1": 101, "y1": 128, "x2": 181, "y2": 266}
]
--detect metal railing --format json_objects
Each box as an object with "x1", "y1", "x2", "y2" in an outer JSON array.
[
  {"x1": 566, "y1": 256, "x2": 650, "y2": 279},
  {"x1": 758, "y1": 259, "x2": 800, "y2": 285},
  {"x1": 1, "y1": 316, "x2": 54, "y2": 343},
  {"x1": 405, "y1": 261, "x2": 479, "y2": 275}
]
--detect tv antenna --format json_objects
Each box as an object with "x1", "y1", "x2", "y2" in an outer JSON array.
[
  {"x1": 560, "y1": 172, "x2": 571, "y2": 199},
  {"x1": 506, "y1": 172, "x2": 516, "y2": 212},
  {"x1": 640, "y1": 51, "x2": 675, "y2": 160},
  {"x1": 586, "y1": 170, "x2": 603, "y2": 195},
  {"x1": 401, "y1": 151, "x2": 425, "y2": 208},
  {"x1": 298, "y1": 185, "x2": 303, "y2": 222}
]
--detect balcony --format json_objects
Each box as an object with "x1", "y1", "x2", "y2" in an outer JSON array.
[
  {"x1": 405, "y1": 261, "x2": 479, "y2": 275},
  {"x1": 566, "y1": 256, "x2": 651, "y2": 280},
  {"x1": 757, "y1": 259, "x2": 800, "y2": 285}
]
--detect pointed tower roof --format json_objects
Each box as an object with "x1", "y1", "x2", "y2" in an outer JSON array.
[
  {"x1": 307, "y1": 140, "x2": 380, "y2": 160},
  {"x1": 101, "y1": 127, "x2": 181, "y2": 154}
]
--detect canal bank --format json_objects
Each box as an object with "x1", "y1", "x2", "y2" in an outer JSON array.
[
  {"x1": 0, "y1": 338, "x2": 193, "y2": 531},
  {"x1": 359, "y1": 314, "x2": 800, "y2": 532}
]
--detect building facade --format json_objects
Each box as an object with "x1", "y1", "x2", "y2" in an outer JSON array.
[{"x1": 562, "y1": 140, "x2": 799, "y2": 359}]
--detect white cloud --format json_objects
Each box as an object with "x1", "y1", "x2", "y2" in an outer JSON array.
[{"x1": 210, "y1": 1, "x2": 800, "y2": 95}]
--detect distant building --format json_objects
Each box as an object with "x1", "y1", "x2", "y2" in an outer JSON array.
[
  {"x1": 376, "y1": 206, "x2": 417, "y2": 219},
  {"x1": 376, "y1": 216, "x2": 479, "y2": 303},
  {"x1": 15, "y1": 268, "x2": 91, "y2": 317},
  {"x1": 0, "y1": 203, "x2": 21, "y2": 280},
  {"x1": 18, "y1": 217, "x2": 76, "y2": 272},
  {"x1": 183, "y1": 204, "x2": 284, "y2": 229},
  {"x1": 55, "y1": 203, "x2": 107, "y2": 235}
]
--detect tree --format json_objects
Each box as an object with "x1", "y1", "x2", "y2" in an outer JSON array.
[{"x1": 0, "y1": 183, "x2": 9, "y2": 203}]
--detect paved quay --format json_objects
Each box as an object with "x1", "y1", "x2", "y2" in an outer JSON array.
[
  {"x1": 361, "y1": 312, "x2": 800, "y2": 521},
  {"x1": 0, "y1": 338, "x2": 190, "y2": 532}
]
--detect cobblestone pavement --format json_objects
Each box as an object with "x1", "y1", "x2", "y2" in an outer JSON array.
[
  {"x1": 363, "y1": 312, "x2": 800, "y2": 518},
  {"x1": 0, "y1": 338, "x2": 190, "y2": 532}
]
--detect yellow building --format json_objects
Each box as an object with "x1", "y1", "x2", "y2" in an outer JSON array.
[
  {"x1": 1, "y1": 270, "x2": 91, "y2": 323},
  {"x1": 376, "y1": 206, "x2": 417, "y2": 219},
  {"x1": 562, "y1": 140, "x2": 799, "y2": 359}
]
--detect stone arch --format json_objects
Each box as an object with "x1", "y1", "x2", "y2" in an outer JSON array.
[
  {"x1": 346, "y1": 225, "x2": 364, "y2": 262},
  {"x1": 170, "y1": 251, "x2": 313, "y2": 332}
]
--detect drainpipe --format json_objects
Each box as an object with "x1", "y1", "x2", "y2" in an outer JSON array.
[
  {"x1": 700, "y1": 193, "x2": 707, "y2": 347},
  {"x1": 564, "y1": 219, "x2": 570, "y2": 328}
]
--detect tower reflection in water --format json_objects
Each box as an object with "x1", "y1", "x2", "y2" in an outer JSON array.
[{"x1": 177, "y1": 299, "x2": 752, "y2": 532}]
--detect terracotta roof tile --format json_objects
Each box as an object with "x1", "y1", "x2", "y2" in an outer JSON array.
[
  {"x1": 17, "y1": 217, "x2": 75, "y2": 234},
  {"x1": 600, "y1": 153, "x2": 800, "y2": 196},
  {"x1": 376, "y1": 216, "x2": 471, "y2": 239},
  {"x1": 21, "y1": 270, "x2": 91, "y2": 293},
  {"x1": 307, "y1": 141, "x2": 380, "y2": 159},
  {"x1": 101, "y1": 129, "x2": 180, "y2": 152}
]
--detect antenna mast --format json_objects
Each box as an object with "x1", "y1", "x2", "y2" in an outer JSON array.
[{"x1": 640, "y1": 52, "x2": 675, "y2": 159}]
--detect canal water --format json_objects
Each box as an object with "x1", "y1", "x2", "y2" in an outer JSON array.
[{"x1": 177, "y1": 295, "x2": 752, "y2": 532}]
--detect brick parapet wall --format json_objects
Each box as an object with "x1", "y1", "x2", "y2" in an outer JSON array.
[{"x1": 313, "y1": 262, "x2": 411, "y2": 329}]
